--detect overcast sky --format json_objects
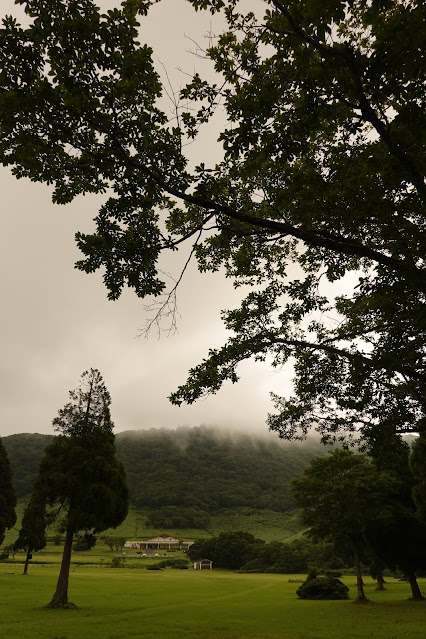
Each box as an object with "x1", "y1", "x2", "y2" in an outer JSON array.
[{"x1": 0, "y1": 0, "x2": 297, "y2": 438}]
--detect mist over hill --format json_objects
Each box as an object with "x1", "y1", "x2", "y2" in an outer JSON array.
[{"x1": 3, "y1": 426, "x2": 326, "y2": 514}]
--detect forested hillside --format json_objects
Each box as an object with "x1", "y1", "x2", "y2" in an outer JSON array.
[
  {"x1": 2, "y1": 433, "x2": 54, "y2": 498},
  {"x1": 3, "y1": 427, "x2": 324, "y2": 513}
]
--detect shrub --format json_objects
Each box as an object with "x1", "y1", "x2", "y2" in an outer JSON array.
[
  {"x1": 296, "y1": 575, "x2": 349, "y2": 600},
  {"x1": 169, "y1": 559, "x2": 190, "y2": 569},
  {"x1": 111, "y1": 556, "x2": 125, "y2": 568},
  {"x1": 156, "y1": 558, "x2": 190, "y2": 569},
  {"x1": 146, "y1": 564, "x2": 163, "y2": 570},
  {"x1": 73, "y1": 533, "x2": 97, "y2": 552}
]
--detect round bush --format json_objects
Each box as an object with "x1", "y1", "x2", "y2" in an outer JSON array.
[{"x1": 296, "y1": 576, "x2": 349, "y2": 600}]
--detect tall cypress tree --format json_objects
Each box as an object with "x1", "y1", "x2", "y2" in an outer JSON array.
[
  {"x1": 36, "y1": 369, "x2": 128, "y2": 608},
  {"x1": 0, "y1": 437, "x2": 17, "y2": 546}
]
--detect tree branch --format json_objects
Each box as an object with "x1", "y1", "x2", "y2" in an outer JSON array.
[
  {"x1": 264, "y1": 335, "x2": 426, "y2": 384},
  {"x1": 116, "y1": 149, "x2": 426, "y2": 290}
]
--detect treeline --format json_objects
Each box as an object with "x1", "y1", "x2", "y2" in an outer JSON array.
[
  {"x1": 187, "y1": 531, "x2": 344, "y2": 573},
  {"x1": 3, "y1": 427, "x2": 324, "y2": 514}
]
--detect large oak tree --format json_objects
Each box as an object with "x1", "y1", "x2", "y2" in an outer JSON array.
[{"x1": 0, "y1": 0, "x2": 425, "y2": 443}]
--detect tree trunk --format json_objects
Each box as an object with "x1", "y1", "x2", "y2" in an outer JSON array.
[
  {"x1": 354, "y1": 552, "x2": 368, "y2": 601},
  {"x1": 46, "y1": 531, "x2": 76, "y2": 608},
  {"x1": 22, "y1": 549, "x2": 31, "y2": 575},
  {"x1": 407, "y1": 571, "x2": 424, "y2": 601},
  {"x1": 375, "y1": 572, "x2": 386, "y2": 591}
]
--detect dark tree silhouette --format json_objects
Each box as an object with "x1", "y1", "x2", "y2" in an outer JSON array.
[
  {"x1": 14, "y1": 495, "x2": 48, "y2": 575},
  {"x1": 0, "y1": 437, "x2": 16, "y2": 546}
]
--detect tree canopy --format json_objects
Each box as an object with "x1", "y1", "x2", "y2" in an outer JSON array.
[
  {"x1": 188, "y1": 531, "x2": 265, "y2": 570},
  {"x1": 0, "y1": 0, "x2": 425, "y2": 442},
  {"x1": 292, "y1": 449, "x2": 426, "y2": 600}
]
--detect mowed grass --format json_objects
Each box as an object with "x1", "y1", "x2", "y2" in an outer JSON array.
[{"x1": 1, "y1": 565, "x2": 426, "y2": 639}]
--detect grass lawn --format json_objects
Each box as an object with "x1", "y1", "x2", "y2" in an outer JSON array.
[{"x1": 1, "y1": 564, "x2": 425, "y2": 639}]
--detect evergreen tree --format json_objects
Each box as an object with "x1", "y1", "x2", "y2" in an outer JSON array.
[
  {"x1": 0, "y1": 437, "x2": 17, "y2": 546},
  {"x1": 13, "y1": 495, "x2": 48, "y2": 575},
  {"x1": 37, "y1": 369, "x2": 129, "y2": 608}
]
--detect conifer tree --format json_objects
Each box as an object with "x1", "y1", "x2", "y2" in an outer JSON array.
[
  {"x1": 37, "y1": 369, "x2": 128, "y2": 608},
  {"x1": 0, "y1": 437, "x2": 16, "y2": 546},
  {"x1": 13, "y1": 495, "x2": 48, "y2": 575}
]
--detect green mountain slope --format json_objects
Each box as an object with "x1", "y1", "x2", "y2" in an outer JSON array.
[
  {"x1": 116, "y1": 427, "x2": 323, "y2": 513},
  {"x1": 3, "y1": 426, "x2": 325, "y2": 516}
]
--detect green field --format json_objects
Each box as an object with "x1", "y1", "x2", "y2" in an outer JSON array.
[
  {"x1": 1, "y1": 561, "x2": 425, "y2": 639},
  {"x1": 3, "y1": 504, "x2": 304, "y2": 548}
]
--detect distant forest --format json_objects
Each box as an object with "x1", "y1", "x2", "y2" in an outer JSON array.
[{"x1": 3, "y1": 427, "x2": 325, "y2": 514}]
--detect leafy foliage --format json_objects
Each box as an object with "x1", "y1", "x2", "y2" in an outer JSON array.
[
  {"x1": 103, "y1": 536, "x2": 126, "y2": 551},
  {"x1": 292, "y1": 450, "x2": 401, "y2": 554},
  {"x1": 187, "y1": 531, "x2": 265, "y2": 570},
  {"x1": 72, "y1": 533, "x2": 97, "y2": 552},
  {"x1": 188, "y1": 530, "x2": 344, "y2": 573},
  {"x1": 292, "y1": 448, "x2": 426, "y2": 599},
  {"x1": 363, "y1": 428, "x2": 426, "y2": 585},
  {"x1": 0, "y1": 0, "x2": 425, "y2": 446},
  {"x1": 157, "y1": 558, "x2": 190, "y2": 569},
  {"x1": 110, "y1": 556, "x2": 125, "y2": 568}
]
